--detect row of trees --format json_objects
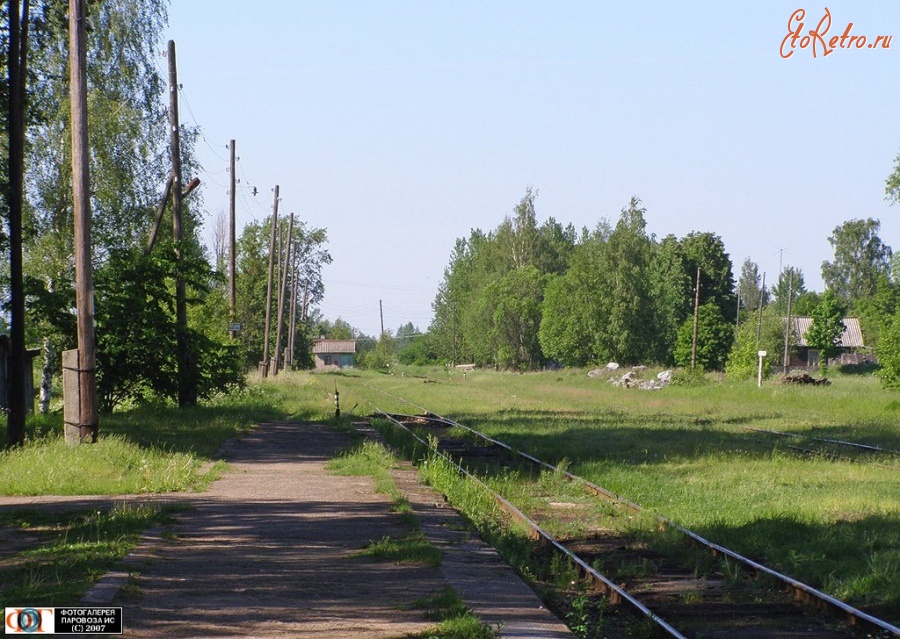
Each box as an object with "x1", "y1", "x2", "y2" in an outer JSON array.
[
  {"x1": 2, "y1": 1, "x2": 333, "y2": 430},
  {"x1": 427, "y1": 190, "x2": 736, "y2": 371},
  {"x1": 397, "y1": 186, "x2": 900, "y2": 380}
]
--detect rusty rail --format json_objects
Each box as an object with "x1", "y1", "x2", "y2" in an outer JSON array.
[{"x1": 374, "y1": 410, "x2": 690, "y2": 639}]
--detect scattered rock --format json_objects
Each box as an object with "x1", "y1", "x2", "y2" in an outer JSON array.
[
  {"x1": 606, "y1": 362, "x2": 620, "y2": 371},
  {"x1": 608, "y1": 368, "x2": 675, "y2": 390},
  {"x1": 611, "y1": 371, "x2": 638, "y2": 388}
]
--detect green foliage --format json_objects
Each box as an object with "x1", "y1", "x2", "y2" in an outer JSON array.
[
  {"x1": 887, "y1": 152, "x2": 900, "y2": 204},
  {"x1": 726, "y1": 306, "x2": 787, "y2": 380},
  {"x1": 821, "y1": 218, "x2": 892, "y2": 304},
  {"x1": 737, "y1": 257, "x2": 763, "y2": 314},
  {"x1": 430, "y1": 189, "x2": 575, "y2": 367},
  {"x1": 770, "y1": 266, "x2": 806, "y2": 315},
  {"x1": 94, "y1": 248, "x2": 243, "y2": 412},
  {"x1": 792, "y1": 291, "x2": 821, "y2": 317},
  {"x1": 679, "y1": 231, "x2": 736, "y2": 324},
  {"x1": 234, "y1": 216, "x2": 330, "y2": 368},
  {"x1": 805, "y1": 290, "x2": 847, "y2": 373},
  {"x1": 647, "y1": 235, "x2": 692, "y2": 364},
  {"x1": 477, "y1": 265, "x2": 548, "y2": 370},
  {"x1": 94, "y1": 250, "x2": 177, "y2": 411},
  {"x1": 598, "y1": 198, "x2": 655, "y2": 363},
  {"x1": 853, "y1": 274, "x2": 899, "y2": 351},
  {"x1": 674, "y1": 303, "x2": 733, "y2": 371},
  {"x1": 538, "y1": 227, "x2": 611, "y2": 367},
  {"x1": 397, "y1": 332, "x2": 439, "y2": 365},
  {"x1": 875, "y1": 309, "x2": 900, "y2": 389},
  {"x1": 359, "y1": 333, "x2": 397, "y2": 370}
]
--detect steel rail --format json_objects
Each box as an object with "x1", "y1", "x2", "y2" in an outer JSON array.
[
  {"x1": 381, "y1": 409, "x2": 900, "y2": 637},
  {"x1": 746, "y1": 427, "x2": 900, "y2": 456},
  {"x1": 373, "y1": 409, "x2": 690, "y2": 639}
]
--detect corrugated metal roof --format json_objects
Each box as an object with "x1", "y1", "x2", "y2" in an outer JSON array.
[
  {"x1": 312, "y1": 339, "x2": 356, "y2": 354},
  {"x1": 791, "y1": 317, "x2": 864, "y2": 348}
]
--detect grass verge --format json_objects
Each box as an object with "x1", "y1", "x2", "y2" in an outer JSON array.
[
  {"x1": 404, "y1": 588, "x2": 499, "y2": 639},
  {"x1": 329, "y1": 437, "x2": 497, "y2": 638},
  {"x1": 1, "y1": 373, "x2": 336, "y2": 496},
  {"x1": 0, "y1": 503, "x2": 180, "y2": 604}
]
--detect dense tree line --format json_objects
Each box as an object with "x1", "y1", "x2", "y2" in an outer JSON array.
[
  {"x1": 428, "y1": 192, "x2": 735, "y2": 370},
  {"x1": 417, "y1": 182, "x2": 900, "y2": 384}
]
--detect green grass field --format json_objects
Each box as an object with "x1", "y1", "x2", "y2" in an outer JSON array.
[
  {"x1": 1, "y1": 366, "x2": 897, "y2": 621},
  {"x1": 327, "y1": 365, "x2": 900, "y2": 621}
]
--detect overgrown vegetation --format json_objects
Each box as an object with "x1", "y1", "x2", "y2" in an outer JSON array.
[
  {"x1": 333, "y1": 367, "x2": 900, "y2": 621},
  {"x1": 404, "y1": 588, "x2": 499, "y2": 639}
]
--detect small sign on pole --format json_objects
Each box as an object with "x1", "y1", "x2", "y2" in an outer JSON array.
[
  {"x1": 757, "y1": 350, "x2": 767, "y2": 388},
  {"x1": 228, "y1": 322, "x2": 242, "y2": 332}
]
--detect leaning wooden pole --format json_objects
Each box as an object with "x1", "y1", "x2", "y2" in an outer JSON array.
[
  {"x1": 272, "y1": 212, "x2": 294, "y2": 377},
  {"x1": 260, "y1": 186, "x2": 279, "y2": 377},
  {"x1": 69, "y1": 0, "x2": 98, "y2": 441}
]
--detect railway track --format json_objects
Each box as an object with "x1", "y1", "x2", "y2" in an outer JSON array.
[
  {"x1": 371, "y1": 408, "x2": 899, "y2": 639},
  {"x1": 744, "y1": 427, "x2": 900, "y2": 462}
]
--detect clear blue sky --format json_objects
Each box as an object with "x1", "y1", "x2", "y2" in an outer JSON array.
[{"x1": 164, "y1": 2, "x2": 900, "y2": 337}]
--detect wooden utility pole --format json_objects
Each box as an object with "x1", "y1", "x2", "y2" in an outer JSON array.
[
  {"x1": 273, "y1": 212, "x2": 294, "y2": 376},
  {"x1": 756, "y1": 272, "x2": 766, "y2": 346},
  {"x1": 783, "y1": 270, "x2": 793, "y2": 375},
  {"x1": 691, "y1": 267, "x2": 701, "y2": 371},
  {"x1": 379, "y1": 299, "x2": 384, "y2": 336},
  {"x1": 69, "y1": 0, "x2": 99, "y2": 442},
  {"x1": 6, "y1": 0, "x2": 29, "y2": 447},
  {"x1": 287, "y1": 242, "x2": 300, "y2": 370},
  {"x1": 301, "y1": 284, "x2": 309, "y2": 322},
  {"x1": 260, "y1": 186, "x2": 279, "y2": 377},
  {"x1": 168, "y1": 40, "x2": 195, "y2": 407},
  {"x1": 228, "y1": 139, "x2": 237, "y2": 338}
]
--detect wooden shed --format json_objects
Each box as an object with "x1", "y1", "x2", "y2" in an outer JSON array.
[
  {"x1": 790, "y1": 317, "x2": 869, "y2": 367},
  {"x1": 312, "y1": 339, "x2": 356, "y2": 370}
]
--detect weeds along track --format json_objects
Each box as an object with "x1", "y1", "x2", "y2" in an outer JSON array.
[{"x1": 372, "y1": 409, "x2": 900, "y2": 639}]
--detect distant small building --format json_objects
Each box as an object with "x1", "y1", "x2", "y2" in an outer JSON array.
[
  {"x1": 790, "y1": 317, "x2": 869, "y2": 367},
  {"x1": 312, "y1": 339, "x2": 356, "y2": 370}
]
